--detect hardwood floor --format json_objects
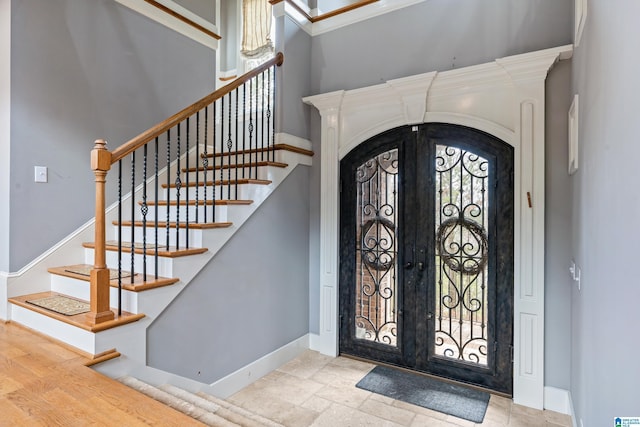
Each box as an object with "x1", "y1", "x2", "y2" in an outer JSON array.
[{"x1": 0, "y1": 321, "x2": 204, "y2": 426}]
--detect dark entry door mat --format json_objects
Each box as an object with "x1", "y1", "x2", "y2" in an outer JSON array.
[{"x1": 356, "y1": 365, "x2": 490, "y2": 423}]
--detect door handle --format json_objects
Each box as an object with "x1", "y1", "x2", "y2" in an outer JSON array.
[{"x1": 404, "y1": 262, "x2": 413, "y2": 269}]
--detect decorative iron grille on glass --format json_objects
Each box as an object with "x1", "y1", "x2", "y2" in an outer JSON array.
[
  {"x1": 434, "y1": 145, "x2": 489, "y2": 366},
  {"x1": 88, "y1": 53, "x2": 284, "y2": 320},
  {"x1": 354, "y1": 149, "x2": 399, "y2": 347}
]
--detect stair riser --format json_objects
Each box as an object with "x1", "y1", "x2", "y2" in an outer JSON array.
[
  {"x1": 115, "y1": 226, "x2": 204, "y2": 249},
  {"x1": 163, "y1": 184, "x2": 252, "y2": 201},
  {"x1": 50, "y1": 274, "x2": 139, "y2": 313},
  {"x1": 144, "y1": 205, "x2": 228, "y2": 223},
  {"x1": 85, "y1": 248, "x2": 175, "y2": 277},
  {"x1": 183, "y1": 167, "x2": 270, "y2": 182},
  {"x1": 203, "y1": 150, "x2": 287, "y2": 166},
  {"x1": 10, "y1": 304, "x2": 99, "y2": 355}
]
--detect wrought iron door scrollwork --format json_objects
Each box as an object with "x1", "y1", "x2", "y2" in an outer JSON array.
[
  {"x1": 436, "y1": 216, "x2": 488, "y2": 276},
  {"x1": 434, "y1": 144, "x2": 490, "y2": 366},
  {"x1": 360, "y1": 216, "x2": 396, "y2": 271},
  {"x1": 354, "y1": 148, "x2": 399, "y2": 347}
]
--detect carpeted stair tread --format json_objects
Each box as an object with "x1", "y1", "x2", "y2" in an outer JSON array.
[
  {"x1": 119, "y1": 377, "x2": 238, "y2": 427},
  {"x1": 48, "y1": 264, "x2": 179, "y2": 292},
  {"x1": 143, "y1": 199, "x2": 253, "y2": 206},
  {"x1": 160, "y1": 384, "x2": 276, "y2": 427},
  {"x1": 183, "y1": 161, "x2": 287, "y2": 173},
  {"x1": 113, "y1": 220, "x2": 233, "y2": 230},
  {"x1": 82, "y1": 241, "x2": 208, "y2": 258},
  {"x1": 200, "y1": 144, "x2": 313, "y2": 159},
  {"x1": 162, "y1": 179, "x2": 272, "y2": 189},
  {"x1": 195, "y1": 392, "x2": 284, "y2": 427}
]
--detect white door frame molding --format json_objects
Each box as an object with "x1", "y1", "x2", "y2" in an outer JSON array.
[{"x1": 304, "y1": 45, "x2": 573, "y2": 409}]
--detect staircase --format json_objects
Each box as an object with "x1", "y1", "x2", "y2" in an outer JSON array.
[
  {"x1": 6, "y1": 141, "x2": 311, "y2": 360},
  {"x1": 4, "y1": 54, "x2": 312, "y2": 371},
  {"x1": 119, "y1": 376, "x2": 284, "y2": 427}
]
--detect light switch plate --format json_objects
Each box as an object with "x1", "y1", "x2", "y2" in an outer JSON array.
[{"x1": 34, "y1": 166, "x2": 48, "y2": 183}]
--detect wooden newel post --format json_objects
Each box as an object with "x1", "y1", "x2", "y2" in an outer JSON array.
[{"x1": 87, "y1": 139, "x2": 115, "y2": 325}]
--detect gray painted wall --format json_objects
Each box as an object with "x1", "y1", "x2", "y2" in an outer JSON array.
[
  {"x1": 310, "y1": 0, "x2": 572, "y2": 94},
  {"x1": 544, "y1": 59, "x2": 572, "y2": 391},
  {"x1": 9, "y1": 0, "x2": 215, "y2": 271},
  {"x1": 570, "y1": 2, "x2": 640, "y2": 424},
  {"x1": 278, "y1": 16, "x2": 312, "y2": 139},
  {"x1": 305, "y1": 0, "x2": 573, "y2": 389},
  {"x1": 148, "y1": 166, "x2": 310, "y2": 383},
  {"x1": 173, "y1": 0, "x2": 215, "y2": 23},
  {"x1": 317, "y1": 0, "x2": 354, "y2": 13},
  {"x1": 220, "y1": 0, "x2": 238, "y2": 72}
]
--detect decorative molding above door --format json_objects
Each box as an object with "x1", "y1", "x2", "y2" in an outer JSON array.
[{"x1": 304, "y1": 44, "x2": 573, "y2": 410}]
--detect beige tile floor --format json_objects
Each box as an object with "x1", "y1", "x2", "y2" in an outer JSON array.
[{"x1": 229, "y1": 350, "x2": 572, "y2": 427}]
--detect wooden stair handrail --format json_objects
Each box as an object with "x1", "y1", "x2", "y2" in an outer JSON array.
[
  {"x1": 269, "y1": 0, "x2": 379, "y2": 23},
  {"x1": 111, "y1": 52, "x2": 284, "y2": 164}
]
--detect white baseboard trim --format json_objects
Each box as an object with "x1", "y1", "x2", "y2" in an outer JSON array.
[
  {"x1": 544, "y1": 386, "x2": 572, "y2": 415},
  {"x1": 115, "y1": 0, "x2": 219, "y2": 50},
  {"x1": 95, "y1": 334, "x2": 312, "y2": 401},
  {"x1": 274, "y1": 0, "x2": 427, "y2": 37},
  {"x1": 568, "y1": 391, "x2": 578, "y2": 427},
  {"x1": 308, "y1": 332, "x2": 321, "y2": 352},
  {"x1": 207, "y1": 334, "x2": 310, "y2": 398},
  {"x1": 0, "y1": 271, "x2": 8, "y2": 321}
]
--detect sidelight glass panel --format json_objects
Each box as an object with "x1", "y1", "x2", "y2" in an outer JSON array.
[
  {"x1": 434, "y1": 145, "x2": 489, "y2": 366},
  {"x1": 354, "y1": 149, "x2": 399, "y2": 347}
]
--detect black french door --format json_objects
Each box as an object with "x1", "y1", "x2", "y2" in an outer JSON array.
[{"x1": 339, "y1": 123, "x2": 514, "y2": 395}]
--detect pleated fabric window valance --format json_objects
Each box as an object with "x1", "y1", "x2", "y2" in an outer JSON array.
[{"x1": 241, "y1": 0, "x2": 273, "y2": 57}]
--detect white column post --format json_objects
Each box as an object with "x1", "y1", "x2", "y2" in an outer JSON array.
[
  {"x1": 304, "y1": 90, "x2": 344, "y2": 356},
  {"x1": 497, "y1": 46, "x2": 572, "y2": 409}
]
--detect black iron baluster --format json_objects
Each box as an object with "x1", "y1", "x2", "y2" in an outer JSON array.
[
  {"x1": 234, "y1": 87, "x2": 239, "y2": 200},
  {"x1": 220, "y1": 96, "x2": 225, "y2": 205},
  {"x1": 228, "y1": 92, "x2": 233, "y2": 201},
  {"x1": 154, "y1": 137, "x2": 159, "y2": 279},
  {"x1": 130, "y1": 152, "x2": 136, "y2": 287},
  {"x1": 267, "y1": 66, "x2": 273, "y2": 163},
  {"x1": 203, "y1": 106, "x2": 209, "y2": 223},
  {"x1": 185, "y1": 117, "x2": 190, "y2": 249},
  {"x1": 249, "y1": 77, "x2": 254, "y2": 179},
  {"x1": 195, "y1": 112, "x2": 200, "y2": 224},
  {"x1": 141, "y1": 144, "x2": 148, "y2": 283},
  {"x1": 175, "y1": 123, "x2": 182, "y2": 251},
  {"x1": 117, "y1": 160, "x2": 122, "y2": 316},
  {"x1": 166, "y1": 129, "x2": 171, "y2": 250},
  {"x1": 261, "y1": 71, "x2": 265, "y2": 163},
  {"x1": 242, "y1": 82, "x2": 247, "y2": 179},
  {"x1": 212, "y1": 102, "x2": 217, "y2": 222}
]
